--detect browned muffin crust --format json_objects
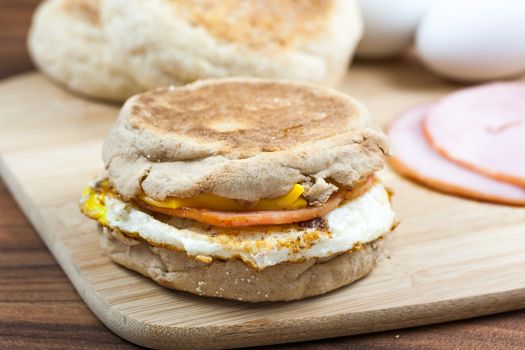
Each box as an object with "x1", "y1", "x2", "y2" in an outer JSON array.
[{"x1": 171, "y1": 0, "x2": 334, "y2": 49}]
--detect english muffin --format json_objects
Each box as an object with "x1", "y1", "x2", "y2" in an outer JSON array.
[
  {"x1": 28, "y1": 0, "x2": 140, "y2": 101},
  {"x1": 101, "y1": 0, "x2": 362, "y2": 90},
  {"x1": 80, "y1": 78, "x2": 397, "y2": 302}
]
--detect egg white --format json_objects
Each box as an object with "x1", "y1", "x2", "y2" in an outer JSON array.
[{"x1": 101, "y1": 183, "x2": 396, "y2": 269}]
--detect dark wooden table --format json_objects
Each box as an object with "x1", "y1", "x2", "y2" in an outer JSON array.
[{"x1": 1, "y1": 1, "x2": 524, "y2": 349}]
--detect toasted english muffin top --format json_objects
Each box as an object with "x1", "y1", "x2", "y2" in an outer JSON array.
[{"x1": 103, "y1": 78, "x2": 390, "y2": 203}]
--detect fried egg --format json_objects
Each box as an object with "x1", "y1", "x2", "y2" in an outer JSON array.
[{"x1": 80, "y1": 182, "x2": 396, "y2": 269}]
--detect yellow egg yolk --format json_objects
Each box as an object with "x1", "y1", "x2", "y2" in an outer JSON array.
[{"x1": 80, "y1": 186, "x2": 108, "y2": 225}]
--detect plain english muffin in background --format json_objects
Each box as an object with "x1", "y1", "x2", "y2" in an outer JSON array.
[
  {"x1": 101, "y1": 0, "x2": 362, "y2": 90},
  {"x1": 28, "y1": 0, "x2": 363, "y2": 101},
  {"x1": 27, "y1": 0, "x2": 141, "y2": 101}
]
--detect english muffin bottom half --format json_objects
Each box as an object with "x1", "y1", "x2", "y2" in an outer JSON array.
[{"x1": 80, "y1": 78, "x2": 397, "y2": 302}]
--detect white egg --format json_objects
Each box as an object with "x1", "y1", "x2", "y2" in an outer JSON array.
[
  {"x1": 356, "y1": 0, "x2": 436, "y2": 59},
  {"x1": 100, "y1": 183, "x2": 395, "y2": 270},
  {"x1": 417, "y1": 0, "x2": 525, "y2": 82}
]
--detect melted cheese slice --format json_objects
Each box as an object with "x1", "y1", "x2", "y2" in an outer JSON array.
[{"x1": 139, "y1": 184, "x2": 307, "y2": 211}]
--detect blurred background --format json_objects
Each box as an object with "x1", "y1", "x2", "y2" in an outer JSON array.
[
  {"x1": 0, "y1": 1, "x2": 39, "y2": 79},
  {"x1": 4, "y1": 0, "x2": 525, "y2": 83}
]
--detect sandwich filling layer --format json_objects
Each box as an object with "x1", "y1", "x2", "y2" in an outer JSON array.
[
  {"x1": 134, "y1": 178, "x2": 375, "y2": 227},
  {"x1": 80, "y1": 181, "x2": 395, "y2": 269}
]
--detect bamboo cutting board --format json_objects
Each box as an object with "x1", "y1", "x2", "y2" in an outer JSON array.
[{"x1": 1, "y1": 61, "x2": 525, "y2": 350}]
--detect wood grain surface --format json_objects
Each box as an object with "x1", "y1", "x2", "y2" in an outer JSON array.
[{"x1": 1, "y1": 1, "x2": 525, "y2": 349}]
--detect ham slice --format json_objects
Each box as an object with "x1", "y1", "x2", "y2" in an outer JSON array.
[
  {"x1": 424, "y1": 83, "x2": 525, "y2": 188},
  {"x1": 135, "y1": 178, "x2": 375, "y2": 227},
  {"x1": 388, "y1": 104, "x2": 525, "y2": 206},
  {"x1": 138, "y1": 194, "x2": 344, "y2": 227}
]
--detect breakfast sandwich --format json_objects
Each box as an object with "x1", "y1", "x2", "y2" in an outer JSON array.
[{"x1": 80, "y1": 78, "x2": 397, "y2": 302}]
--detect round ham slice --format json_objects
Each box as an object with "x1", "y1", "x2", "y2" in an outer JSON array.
[
  {"x1": 388, "y1": 104, "x2": 525, "y2": 206},
  {"x1": 137, "y1": 193, "x2": 344, "y2": 227},
  {"x1": 424, "y1": 83, "x2": 525, "y2": 188}
]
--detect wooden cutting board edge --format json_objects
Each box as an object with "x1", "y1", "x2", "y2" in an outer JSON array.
[{"x1": 2, "y1": 151, "x2": 525, "y2": 349}]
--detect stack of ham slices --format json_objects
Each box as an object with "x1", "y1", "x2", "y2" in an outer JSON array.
[{"x1": 388, "y1": 82, "x2": 525, "y2": 205}]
